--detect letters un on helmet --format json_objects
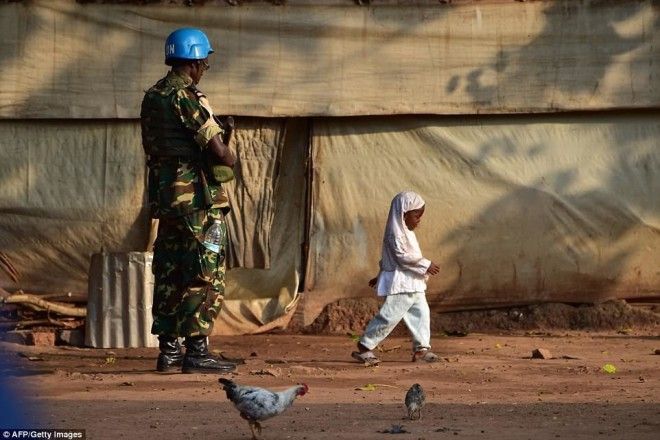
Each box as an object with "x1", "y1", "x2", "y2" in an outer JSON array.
[{"x1": 164, "y1": 28, "x2": 214, "y2": 65}]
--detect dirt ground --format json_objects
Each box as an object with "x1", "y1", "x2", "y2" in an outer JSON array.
[{"x1": 1, "y1": 330, "x2": 658, "y2": 440}]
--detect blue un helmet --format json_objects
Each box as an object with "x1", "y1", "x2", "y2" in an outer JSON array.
[{"x1": 164, "y1": 28, "x2": 214, "y2": 65}]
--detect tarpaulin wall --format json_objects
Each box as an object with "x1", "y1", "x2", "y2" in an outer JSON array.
[
  {"x1": 0, "y1": 1, "x2": 659, "y2": 332},
  {"x1": 0, "y1": 0, "x2": 658, "y2": 118},
  {"x1": 304, "y1": 112, "x2": 660, "y2": 324},
  {"x1": 0, "y1": 118, "x2": 307, "y2": 335}
]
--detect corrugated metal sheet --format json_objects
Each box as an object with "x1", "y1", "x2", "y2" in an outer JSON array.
[{"x1": 85, "y1": 252, "x2": 158, "y2": 348}]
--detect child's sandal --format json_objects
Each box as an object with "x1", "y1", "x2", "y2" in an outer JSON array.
[
  {"x1": 412, "y1": 349, "x2": 439, "y2": 363},
  {"x1": 351, "y1": 351, "x2": 381, "y2": 366}
]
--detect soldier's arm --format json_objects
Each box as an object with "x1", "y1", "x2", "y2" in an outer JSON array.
[
  {"x1": 207, "y1": 136, "x2": 235, "y2": 167},
  {"x1": 174, "y1": 89, "x2": 236, "y2": 167}
]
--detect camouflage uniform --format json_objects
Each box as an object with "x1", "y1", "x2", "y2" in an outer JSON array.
[{"x1": 141, "y1": 70, "x2": 229, "y2": 338}]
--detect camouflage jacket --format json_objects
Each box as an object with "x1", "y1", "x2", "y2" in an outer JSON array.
[{"x1": 140, "y1": 70, "x2": 229, "y2": 218}]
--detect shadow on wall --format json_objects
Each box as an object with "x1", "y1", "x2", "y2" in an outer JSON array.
[
  {"x1": 0, "y1": 2, "x2": 150, "y2": 293},
  {"x1": 447, "y1": 1, "x2": 656, "y2": 108},
  {"x1": 427, "y1": 0, "x2": 659, "y2": 307},
  {"x1": 1, "y1": 2, "x2": 658, "y2": 301},
  {"x1": 433, "y1": 113, "x2": 660, "y2": 309},
  {"x1": 0, "y1": 1, "x2": 450, "y2": 294}
]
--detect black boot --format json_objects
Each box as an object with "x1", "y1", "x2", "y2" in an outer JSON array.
[
  {"x1": 156, "y1": 335, "x2": 184, "y2": 372},
  {"x1": 182, "y1": 336, "x2": 236, "y2": 374}
]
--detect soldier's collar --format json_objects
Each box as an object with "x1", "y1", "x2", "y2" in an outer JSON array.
[{"x1": 165, "y1": 70, "x2": 194, "y2": 88}]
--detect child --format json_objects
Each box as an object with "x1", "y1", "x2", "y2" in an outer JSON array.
[{"x1": 351, "y1": 191, "x2": 440, "y2": 366}]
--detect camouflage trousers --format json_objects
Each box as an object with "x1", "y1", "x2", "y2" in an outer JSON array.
[{"x1": 151, "y1": 208, "x2": 227, "y2": 338}]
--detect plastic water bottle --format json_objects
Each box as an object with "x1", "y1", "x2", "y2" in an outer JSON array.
[{"x1": 202, "y1": 220, "x2": 223, "y2": 253}]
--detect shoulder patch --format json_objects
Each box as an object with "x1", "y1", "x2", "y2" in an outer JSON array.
[{"x1": 186, "y1": 85, "x2": 206, "y2": 100}]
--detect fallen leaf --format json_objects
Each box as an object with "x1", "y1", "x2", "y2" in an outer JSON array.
[
  {"x1": 356, "y1": 383, "x2": 397, "y2": 391},
  {"x1": 601, "y1": 363, "x2": 617, "y2": 374}
]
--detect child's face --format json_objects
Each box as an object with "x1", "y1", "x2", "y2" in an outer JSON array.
[{"x1": 404, "y1": 205, "x2": 425, "y2": 230}]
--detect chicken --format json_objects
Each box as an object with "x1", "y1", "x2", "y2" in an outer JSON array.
[
  {"x1": 405, "y1": 383, "x2": 426, "y2": 420},
  {"x1": 218, "y1": 378, "x2": 308, "y2": 440}
]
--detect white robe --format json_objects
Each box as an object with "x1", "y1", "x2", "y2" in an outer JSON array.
[{"x1": 376, "y1": 191, "x2": 432, "y2": 296}]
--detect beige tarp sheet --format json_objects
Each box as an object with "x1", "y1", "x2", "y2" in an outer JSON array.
[
  {"x1": 1, "y1": 114, "x2": 658, "y2": 330},
  {"x1": 218, "y1": 119, "x2": 307, "y2": 335},
  {"x1": 303, "y1": 112, "x2": 660, "y2": 325},
  {"x1": 225, "y1": 118, "x2": 287, "y2": 270},
  {"x1": 1, "y1": 0, "x2": 658, "y2": 118},
  {"x1": 1, "y1": 0, "x2": 659, "y2": 332},
  {"x1": 0, "y1": 119, "x2": 306, "y2": 335}
]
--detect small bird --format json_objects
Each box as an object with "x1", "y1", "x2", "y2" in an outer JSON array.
[
  {"x1": 405, "y1": 383, "x2": 426, "y2": 420},
  {"x1": 218, "y1": 378, "x2": 308, "y2": 440}
]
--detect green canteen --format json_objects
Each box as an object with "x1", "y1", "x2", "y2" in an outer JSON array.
[{"x1": 212, "y1": 165, "x2": 235, "y2": 183}]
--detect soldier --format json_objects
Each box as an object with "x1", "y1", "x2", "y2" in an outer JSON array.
[{"x1": 140, "y1": 28, "x2": 236, "y2": 374}]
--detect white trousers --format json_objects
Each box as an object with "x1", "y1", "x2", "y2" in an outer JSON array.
[{"x1": 360, "y1": 291, "x2": 431, "y2": 353}]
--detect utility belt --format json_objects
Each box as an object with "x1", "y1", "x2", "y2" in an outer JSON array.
[
  {"x1": 146, "y1": 144, "x2": 200, "y2": 158},
  {"x1": 147, "y1": 149, "x2": 234, "y2": 184},
  {"x1": 146, "y1": 150, "x2": 201, "y2": 169}
]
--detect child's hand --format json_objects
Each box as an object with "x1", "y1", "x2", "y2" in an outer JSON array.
[
  {"x1": 426, "y1": 262, "x2": 440, "y2": 276},
  {"x1": 368, "y1": 277, "x2": 378, "y2": 288}
]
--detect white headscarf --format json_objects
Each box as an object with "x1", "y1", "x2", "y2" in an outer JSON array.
[{"x1": 379, "y1": 191, "x2": 425, "y2": 271}]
